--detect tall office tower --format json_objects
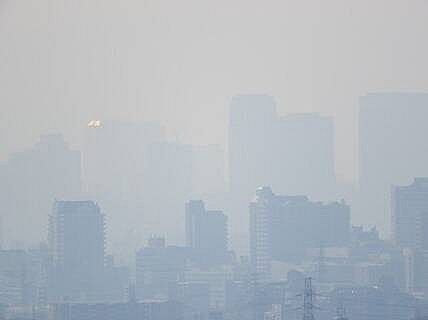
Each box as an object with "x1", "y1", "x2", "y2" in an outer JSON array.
[
  {"x1": 228, "y1": 95, "x2": 336, "y2": 252},
  {"x1": 136, "y1": 237, "x2": 188, "y2": 300},
  {"x1": 185, "y1": 200, "x2": 228, "y2": 265},
  {"x1": 250, "y1": 187, "x2": 350, "y2": 282},
  {"x1": 48, "y1": 200, "x2": 105, "y2": 302},
  {"x1": 391, "y1": 178, "x2": 428, "y2": 249},
  {"x1": 0, "y1": 134, "x2": 81, "y2": 247},
  {"x1": 359, "y1": 93, "x2": 428, "y2": 236}
]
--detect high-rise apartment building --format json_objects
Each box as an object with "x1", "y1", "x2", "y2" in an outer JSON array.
[
  {"x1": 391, "y1": 178, "x2": 428, "y2": 249},
  {"x1": 185, "y1": 200, "x2": 228, "y2": 254},
  {"x1": 48, "y1": 200, "x2": 105, "y2": 301},
  {"x1": 359, "y1": 92, "x2": 428, "y2": 235},
  {"x1": 250, "y1": 187, "x2": 350, "y2": 282},
  {"x1": 391, "y1": 178, "x2": 428, "y2": 297}
]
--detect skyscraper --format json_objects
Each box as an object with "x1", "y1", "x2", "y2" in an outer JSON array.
[
  {"x1": 185, "y1": 200, "x2": 228, "y2": 265},
  {"x1": 359, "y1": 92, "x2": 428, "y2": 236},
  {"x1": 48, "y1": 200, "x2": 105, "y2": 301},
  {"x1": 0, "y1": 134, "x2": 81, "y2": 247}
]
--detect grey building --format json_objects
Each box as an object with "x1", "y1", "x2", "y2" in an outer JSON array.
[
  {"x1": 250, "y1": 187, "x2": 350, "y2": 281},
  {"x1": 0, "y1": 134, "x2": 81, "y2": 247},
  {"x1": 0, "y1": 248, "x2": 48, "y2": 306},
  {"x1": 185, "y1": 200, "x2": 228, "y2": 265},
  {"x1": 392, "y1": 178, "x2": 428, "y2": 297},
  {"x1": 51, "y1": 300, "x2": 183, "y2": 320},
  {"x1": 136, "y1": 237, "x2": 188, "y2": 300},
  {"x1": 358, "y1": 92, "x2": 428, "y2": 236},
  {"x1": 169, "y1": 282, "x2": 210, "y2": 319},
  {"x1": 48, "y1": 200, "x2": 106, "y2": 302},
  {"x1": 391, "y1": 177, "x2": 428, "y2": 249},
  {"x1": 228, "y1": 95, "x2": 336, "y2": 251}
]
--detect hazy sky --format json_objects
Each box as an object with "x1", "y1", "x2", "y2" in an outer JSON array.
[{"x1": 1, "y1": 0, "x2": 428, "y2": 182}]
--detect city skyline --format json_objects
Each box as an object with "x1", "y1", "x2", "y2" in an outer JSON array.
[
  {"x1": 3, "y1": 1, "x2": 428, "y2": 183},
  {"x1": 2, "y1": 1, "x2": 428, "y2": 319}
]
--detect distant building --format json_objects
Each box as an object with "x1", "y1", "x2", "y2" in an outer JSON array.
[
  {"x1": 229, "y1": 95, "x2": 278, "y2": 202},
  {"x1": 250, "y1": 187, "x2": 350, "y2": 282},
  {"x1": 48, "y1": 200, "x2": 106, "y2": 302},
  {"x1": 51, "y1": 300, "x2": 183, "y2": 320},
  {"x1": 327, "y1": 285, "x2": 415, "y2": 320},
  {"x1": 144, "y1": 142, "x2": 193, "y2": 243},
  {"x1": 393, "y1": 178, "x2": 428, "y2": 297},
  {"x1": 190, "y1": 145, "x2": 226, "y2": 198},
  {"x1": 0, "y1": 248, "x2": 48, "y2": 306},
  {"x1": 0, "y1": 134, "x2": 81, "y2": 247},
  {"x1": 185, "y1": 200, "x2": 228, "y2": 265},
  {"x1": 135, "y1": 237, "x2": 188, "y2": 300},
  {"x1": 83, "y1": 120, "x2": 166, "y2": 258},
  {"x1": 169, "y1": 282, "x2": 210, "y2": 320},
  {"x1": 392, "y1": 178, "x2": 428, "y2": 249},
  {"x1": 0, "y1": 250, "x2": 27, "y2": 305},
  {"x1": 228, "y1": 95, "x2": 336, "y2": 251},
  {"x1": 184, "y1": 267, "x2": 233, "y2": 310},
  {"x1": 358, "y1": 92, "x2": 428, "y2": 235},
  {"x1": 83, "y1": 120, "x2": 225, "y2": 249}
]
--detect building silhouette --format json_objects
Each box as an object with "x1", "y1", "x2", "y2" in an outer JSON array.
[
  {"x1": 393, "y1": 178, "x2": 428, "y2": 297},
  {"x1": 83, "y1": 120, "x2": 165, "y2": 251},
  {"x1": 392, "y1": 178, "x2": 428, "y2": 249},
  {"x1": 48, "y1": 200, "x2": 105, "y2": 302},
  {"x1": 185, "y1": 200, "x2": 228, "y2": 265},
  {"x1": 250, "y1": 187, "x2": 350, "y2": 282},
  {"x1": 0, "y1": 134, "x2": 81, "y2": 247},
  {"x1": 228, "y1": 95, "x2": 336, "y2": 252},
  {"x1": 135, "y1": 237, "x2": 188, "y2": 300},
  {"x1": 358, "y1": 92, "x2": 428, "y2": 236}
]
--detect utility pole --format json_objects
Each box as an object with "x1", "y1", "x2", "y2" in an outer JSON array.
[{"x1": 303, "y1": 277, "x2": 315, "y2": 320}]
